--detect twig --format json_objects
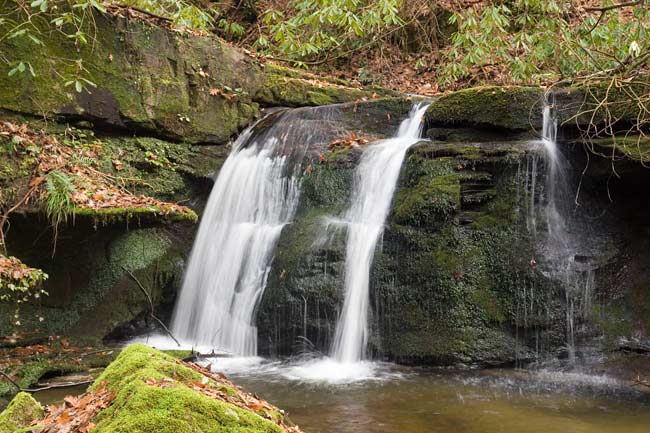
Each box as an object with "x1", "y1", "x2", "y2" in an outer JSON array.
[
  {"x1": 107, "y1": 4, "x2": 172, "y2": 22},
  {"x1": 0, "y1": 183, "x2": 41, "y2": 254},
  {"x1": 121, "y1": 266, "x2": 181, "y2": 347},
  {"x1": 585, "y1": 0, "x2": 644, "y2": 12},
  {"x1": 0, "y1": 370, "x2": 92, "y2": 393}
]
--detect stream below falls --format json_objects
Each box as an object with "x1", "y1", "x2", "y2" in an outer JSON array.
[
  {"x1": 217, "y1": 361, "x2": 650, "y2": 433},
  {"x1": 29, "y1": 360, "x2": 650, "y2": 433}
]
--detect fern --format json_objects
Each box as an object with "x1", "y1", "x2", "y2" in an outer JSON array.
[
  {"x1": 70, "y1": 153, "x2": 96, "y2": 167},
  {"x1": 45, "y1": 170, "x2": 76, "y2": 228}
]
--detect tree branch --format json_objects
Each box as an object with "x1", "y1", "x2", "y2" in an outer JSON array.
[
  {"x1": 0, "y1": 370, "x2": 92, "y2": 393},
  {"x1": 585, "y1": 0, "x2": 644, "y2": 13},
  {"x1": 121, "y1": 266, "x2": 181, "y2": 347}
]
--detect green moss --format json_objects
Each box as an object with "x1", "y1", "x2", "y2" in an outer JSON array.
[
  {"x1": 0, "y1": 360, "x2": 86, "y2": 398},
  {"x1": 64, "y1": 229, "x2": 178, "y2": 337},
  {"x1": 590, "y1": 136, "x2": 650, "y2": 161},
  {"x1": 425, "y1": 85, "x2": 544, "y2": 131},
  {"x1": 91, "y1": 345, "x2": 284, "y2": 433},
  {"x1": 73, "y1": 206, "x2": 198, "y2": 224},
  {"x1": 257, "y1": 67, "x2": 376, "y2": 107},
  {"x1": 259, "y1": 137, "x2": 550, "y2": 363},
  {"x1": 470, "y1": 184, "x2": 518, "y2": 230},
  {"x1": 471, "y1": 287, "x2": 506, "y2": 323},
  {"x1": 301, "y1": 162, "x2": 354, "y2": 207},
  {"x1": 20, "y1": 361, "x2": 83, "y2": 390},
  {"x1": 393, "y1": 174, "x2": 461, "y2": 228},
  {"x1": 0, "y1": 392, "x2": 44, "y2": 433},
  {"x1": 593, "y1": 303, "x2": 634, "y2": 348},
  {"x1": 160, "y1": 350, "x2": 194, "y2": 359},
  {"x1": 0, "y1": 6, "x2": 387, "y2": 144}
]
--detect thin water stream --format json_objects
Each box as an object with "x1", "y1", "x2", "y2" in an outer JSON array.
[{"x1": 332, "y1": 102, "x2": 429, "y2": 363}]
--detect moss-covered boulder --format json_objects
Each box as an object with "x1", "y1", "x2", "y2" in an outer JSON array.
[
  {"x1": 0, "y1": 5, "x2": 384, "y2": 144},
  {"x1": 81, "y1": 345, "x2": 290, "y2": 433},
  {"x1": 422, "y1": 82, "x2": 648, "y2": 139},
  {"x1": 0, "y1": 392, "x2": 44, "y2": 433}
]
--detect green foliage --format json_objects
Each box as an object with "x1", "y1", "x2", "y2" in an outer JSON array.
[
  {"x1": 440, "y1": 1, "x2": 650, "y2": 85},
  {"x1": 44, "y1": 169, "x2": 76, "y2": 228},
  {"x1": 261, "y1": 0, "x2": 403, "y2": 63},
  {"x1": 217, "y1": 17, "x2": 244, "y2": 37},
  {"x1": 120, "y1": 0, "x2": 214, "y2": 30},
  {"x1": 0, "y1": 0, "x2": 213, "y2": 91},
  {"x1": 0, "y1": 0, "x2": 103, "y2": 91}
]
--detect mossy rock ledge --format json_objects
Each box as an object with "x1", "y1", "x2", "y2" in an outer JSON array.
[
  {"x1": 423, "y1": 84, "x2": 648, "y2": 137},
  {"x1": 0, "y1": 5, "x2": 387, "y2": 144},
  {"x1": 258, "y1": 136, "x2": 643, "y2": 365},
  {"x1": 89, "y1": 345, "x2": 290, "y2": 433},
  {"x1": 424, "y1": 86, "x2": 544, "y2": 132},
  {"x1": 258, "y1": 139, "x2": 554, "y2": 364}
]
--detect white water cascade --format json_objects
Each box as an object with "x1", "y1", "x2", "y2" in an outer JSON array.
[
  {"x1": 331, "y1": 102, "x2": 430, "y2": 363},
  {"x1": 171, "y1": 108, "x2": 335, "y2": 355},
  {"x1": 538, "y1": 97, "x2": 595, "y2": 362}
]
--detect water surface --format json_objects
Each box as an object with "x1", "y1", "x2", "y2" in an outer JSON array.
[{"x1": 221, "y1": 361, "x2": 650, "y2": 433}]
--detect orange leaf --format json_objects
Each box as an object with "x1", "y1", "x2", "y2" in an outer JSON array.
[{"x1": 29, "y1": 176, "x2": 45, "y2": 187}]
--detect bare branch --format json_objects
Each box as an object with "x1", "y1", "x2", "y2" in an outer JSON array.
[
  {"x1": 0, "y1": 370, "x2": 92, "y2": 393},
  {"x1": 585, "y1": 0, "x2": 645, "y2": 13},
  {"x1": 121, "y1": 266, "x2": 181, "y2": 347}
]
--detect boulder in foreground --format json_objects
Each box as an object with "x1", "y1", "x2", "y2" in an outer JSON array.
[{"x1": 8, "y1": 345, "x2": 302, "y2": 433}]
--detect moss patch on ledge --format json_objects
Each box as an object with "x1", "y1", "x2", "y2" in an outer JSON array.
[
  {"x1": 73, "y1": 206, "x2": 198, "y2": 224},
  {"x1": 257, "y1": 63, "x2": 380, "y2": 107},
  {"x1": 590, "y1": 136, "x2": 650, "y2": 162},
  {"x1": 425, "y1": 86, "x2": 544, "y2": 131}
]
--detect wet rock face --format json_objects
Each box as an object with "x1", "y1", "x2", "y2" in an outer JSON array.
[
  {"x1": 257, "y1": 126, "x2": 650, "y2": 365},
  {"x1": 1, "y1": 216, "x2": 192, "y2": 341},
  {"x1": 258, "y1": 137, "x2": 556, "y2": 364},
  {"x1": 566, "y1": 144, "x2": 650, "y2": 350}
]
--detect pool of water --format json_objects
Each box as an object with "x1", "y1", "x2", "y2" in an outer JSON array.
[
  {"x1": 207, "y1": 358, "x2": 650, "y2": 433},
  {"x1": 18, "y1": 338, "x2": 650, "y2": 433}
]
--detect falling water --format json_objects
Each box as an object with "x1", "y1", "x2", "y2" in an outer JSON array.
[
  {"x1": 538, "y1": 97, "x2": 595, "y2": 362},
  {"x1": 171, "y1": 108, "x2": 339, "y2": 355},
  {"x1": 331, "y1": 102, "x2": 430, "y2": 363}
]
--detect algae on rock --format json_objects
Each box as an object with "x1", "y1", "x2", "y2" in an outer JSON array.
[{"x1": 425, "y1": 86, "x2": 544, "y2": 131}]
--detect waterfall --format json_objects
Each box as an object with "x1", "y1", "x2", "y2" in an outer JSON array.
[
  {"x1": 331, "y1": 102, "x2": 430, "y2": 363},
  {"x1": 538, "y1": 96, "x2": 594, "y2": 362},
  {"x1": 171, "y1": 108, "x2": 338, "y2": 355}
]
